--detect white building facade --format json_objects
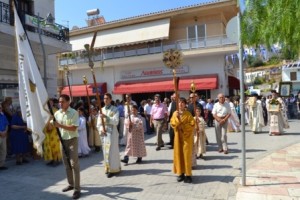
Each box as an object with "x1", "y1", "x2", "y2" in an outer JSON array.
[
  {"x1": 0, "y1": 0, "x2": 71, "y2": 100},
  {"x1": 58, "y1": 0, "x2": 240, "y2": 102},
  {"x1": 282, "y1": 61, "x2": 300, "y2": 95}
]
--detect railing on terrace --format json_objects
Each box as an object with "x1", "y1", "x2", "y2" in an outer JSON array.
[
  {"x1": 0, "y1": 1, "x2": 69, "y2": 42},
  {"x1": 59, "y1": 34, "x2": 236, "y2": 66}
]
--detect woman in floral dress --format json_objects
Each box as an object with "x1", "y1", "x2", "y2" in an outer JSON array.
[
  {"x1": 43, "y1": 99, "x2": 61, "y2": 166},
  {"x1": 121, "y1": 105, "x2": 147, "y2": 164}
]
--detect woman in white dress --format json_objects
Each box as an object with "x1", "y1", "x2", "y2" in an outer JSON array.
[{"x1": 77, "y1": 107, "x2": 90, "y2": 157}]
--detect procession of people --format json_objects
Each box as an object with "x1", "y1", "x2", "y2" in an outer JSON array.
[{"x1": 0, "y1": 88, "x2": 298, "y2": 199}]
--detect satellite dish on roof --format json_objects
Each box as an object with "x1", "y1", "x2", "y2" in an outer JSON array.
[{"x1": 226, "y1": 16, "x2": 238, "y2": 43}]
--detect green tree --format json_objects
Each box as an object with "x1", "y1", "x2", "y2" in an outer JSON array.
[{"x1": 241, "y1": 0, "x2": 300, "y2": 59}]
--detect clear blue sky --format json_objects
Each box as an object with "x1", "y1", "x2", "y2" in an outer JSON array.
[{"x1": 55, "y1": 0, "x2": 216, "y2": 29}]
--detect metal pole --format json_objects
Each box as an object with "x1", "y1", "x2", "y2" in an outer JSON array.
[
  {"x1": 37, "y1": 13, "x2": 47, "y2": 89},
  {"x1": 238, "y1": 12, "x2": 246, "y2": 186},
  {"x1": 64, "y1": 66, "x2": 73, "y2": 101}
]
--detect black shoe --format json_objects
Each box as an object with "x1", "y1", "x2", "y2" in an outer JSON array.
[
  {"x1": 95, "y1": 147, "x2": 101, "y2": 152},
  {"x1": 160, "y1": 144, "x2": 164, "y2": 148},
  {"x1": 136, "y1": 157, "x2": 142, "y2": 164},
  {"x1": 165, "y1": 142, "x2": 172, "y2": 145},
  {"x1": 52, "y1": 161, "x2": 60, "y2": 167},
  {"x1": 16, "y1": 161, "x2": 22, "y2": 165},
  {"x1": 62, "y1": 185, "x2": 74, "y2": 192},
  {"x1": 168, "y1": 146, "x2": 173, "y2": 149},
  {"x1": 184, "y1": 176, "x2": 192, "y2": 183},
  {"x1": 107, "y1": 173, "x2": 114, "y2": 178},
  {"x1": 46, "y1": 160, "x2": 54, "y2": 166},
  {"x1": 72, "y1": 191, "x2": 81, "y2": 199},
  {"x1": 177, "y1": 174, "x2": 185, "y2": 182},
  {"x1": 121, "y1": 156, "x2": 129, "y2": 164},
  {"x1": 0, "y1": 166, "x2": 8, "y2": 170},
  {"x1": 156, "y1": 146, "x2": 161, "y2": 151}
]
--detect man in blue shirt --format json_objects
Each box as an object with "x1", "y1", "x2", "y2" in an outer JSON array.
[{"x1": 0, "y1": 104, "x2": 9, "y2": 170}]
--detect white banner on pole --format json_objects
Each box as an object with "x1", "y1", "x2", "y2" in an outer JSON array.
[{"x1": 14, "y1": 6, "x2": 51, "y2": 155}]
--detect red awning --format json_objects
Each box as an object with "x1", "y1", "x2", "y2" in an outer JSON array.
[
  {"x1": 113, "y1": 74, "x2": 218, "y2": 94},
  {"x1": 113, "y1": 78, "x2": 174, "y2": 94},
  {"x1": 179, "y1": 74, "x2": 218, "y2": 90},
  {"x1": 228, "y1": 75, "x2": 246, "y2": 90},
  {"x1": 61, "y1": 83, "x2": 107, "y2": 97}
]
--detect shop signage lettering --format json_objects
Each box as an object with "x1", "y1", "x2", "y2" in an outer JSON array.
[{"x1": 121, "y1": 66, "x2": 189, "y2": 79}]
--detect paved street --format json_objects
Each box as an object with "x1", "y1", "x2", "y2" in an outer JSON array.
[{"x1": 0, "y1": 120, "x2": 299, "y2": 200}]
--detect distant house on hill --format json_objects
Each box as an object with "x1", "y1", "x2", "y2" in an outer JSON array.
[
  {"x1": 282, "y1": 61, "x2": 300, "y2": 95},
  {"x1": 244, "y1": 65, "x2": 282, "y2": 86}
]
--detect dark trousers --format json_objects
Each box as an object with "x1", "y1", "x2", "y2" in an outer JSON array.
[
  {"x1": 207, "y1": 111, "x2": 214, "y2": 127},
  {"x1": 146, "y1": 115, "x2": 153, "y2": 134},
  {"x1": 169, "y1": 126, "x2": 174, "y2": 147}
]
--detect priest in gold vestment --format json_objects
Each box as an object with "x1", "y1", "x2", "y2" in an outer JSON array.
[{"x1": 170, "y1": 97, "x2": 195, "y2": 183}]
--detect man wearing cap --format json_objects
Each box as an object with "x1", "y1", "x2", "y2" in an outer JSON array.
[
  {"x1": 267, "y1": 90, "x2": 289, "y2": 135},
  {"x1": 150, "y1": 94, "x2": 168, "y2": 151}
]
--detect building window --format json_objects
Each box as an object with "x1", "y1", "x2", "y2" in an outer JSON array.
[
  {"x1": 16, "y1": 0, "x2": 34, "y2": 15},
  {"x1": 290, "y1": 72, "x2": 297, "y2": 81},
  {"x1": 187, "y1": 24, "x2": 206, "y2": 40}
]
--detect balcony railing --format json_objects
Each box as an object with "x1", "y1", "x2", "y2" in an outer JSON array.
[
  {"x1": 0, "y1": 1, "x2": 69, "y2": 42},
  {"x1": 59, "y1": 34, "x2": 236, "y2": 66}
]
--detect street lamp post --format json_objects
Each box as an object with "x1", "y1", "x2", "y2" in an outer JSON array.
[{"x1": 37, "y1": 13, "x2": 55, "y2": 90}]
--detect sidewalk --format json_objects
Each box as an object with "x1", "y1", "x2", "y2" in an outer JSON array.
[{"x1": 236, "y1": 143, "x2": 300, "y2": 200}]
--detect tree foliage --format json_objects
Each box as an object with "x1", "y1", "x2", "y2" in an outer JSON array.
[{"x1": 241, "y1": 0, "x2": 300, "y2": 59}]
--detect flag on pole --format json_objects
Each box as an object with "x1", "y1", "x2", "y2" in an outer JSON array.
[{"x1": 14, "y1": 6, "x2": 51, "y2": 155}]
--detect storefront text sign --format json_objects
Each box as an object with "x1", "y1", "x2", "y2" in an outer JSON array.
[{"x1": 121, "y1": 66, "x2": 189, "y2": 79}]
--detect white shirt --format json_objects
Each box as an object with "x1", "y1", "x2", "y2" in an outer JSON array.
[
  {"x1": 144, "y1": 103, "x2": 152, "y2": 115},
  {"x1": 212, "y1": 102, "x2": 231, "y2": 117}
]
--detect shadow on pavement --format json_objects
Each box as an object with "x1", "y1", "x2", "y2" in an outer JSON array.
[
  {"x1": 229, "y1": 148, "x2": 266, "y2": 153},
  {"x1": 194, "y1": 164, "x2": 233, "y2": 170},
  {"x1": 192, "y1": 175, "x2": 235, "y2": 184},
  {"x1": 81, "y1": 184, "x2": 143, "y2": 200},
  {"x1": 204, "y1": 155, "x2": 238, "y2": 160},
  {"x1": 119, "y1": 168, "x2": 170, "y2": 176}
]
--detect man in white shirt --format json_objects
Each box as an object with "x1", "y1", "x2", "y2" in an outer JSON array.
[
  {"x1": 144, "y1": 99, "x2": 153, "y2": 134},
  {"x1": 212, "y1": 93, "x2": 231, "y2": 154}
]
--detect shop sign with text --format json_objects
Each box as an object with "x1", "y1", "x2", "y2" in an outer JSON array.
[{"x1": 121, "y1": 66, "x2": 189, "y2": 79}]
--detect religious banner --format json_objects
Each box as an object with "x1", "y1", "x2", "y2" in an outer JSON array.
[{"x1": 14, "y1": 6, "x2": 51, "y2": 155}]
